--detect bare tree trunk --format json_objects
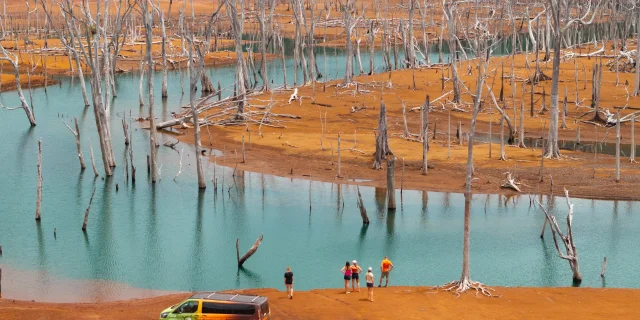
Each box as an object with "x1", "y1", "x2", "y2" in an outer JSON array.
[
  {"x1": 499, "y1": 114, "x2": 507, "y2": 160},
  {"x1": 143, "y1": 1, "x2": 158, "y2": 182},
  {"x1": 616, "y1": 112, "x2": 621, "y2": 182},
  {"x1": 81, "y1": 187, "x2": 96, "y2": 232},
  {"x1": 356, "y1": 186, "x2": 369, "y2": 224},
  {"x1": 518, "y1": 99, "x2": 526, "y2": 148},
  {"x1": 386, "y1": 155, "x2": 396, "y2": 210},
  {"x1": 635, "y1": 6, "x2": 640, "y2": 95},
  {"x1": 226, "y1": 0, "x2": 247, "y2": 116},
  {"x1": 422, "y1": 95, "x2": 429, "y2": 174},
  {"x1": 138, "y1": 59, "x2": 145, "y2": 107},
  {"x1": 64, "y1": 117, "x2": 86, "y2": 170},
  {"x1": 0, "y1": 46, "x2": 36, "y2": 126},
  {"x1": 545, "y1": 25, "x2": 561, "y2": 158},
  {"x1": 89, "y1": 139, "x2": 99, "y2": 177},
  {"x1": 188, "y1": 35, "x2": 207, "y2": 189},
  {"x1": 631, "y1": 116, "x2": 636, "y2": 163},
  {"x1": 337, "y1": 133, "x2": 342, "y2": 177},
  {"x1": 35, "y1": 138, "x2": 42, "y2": 221},
  {"x1": 373, "y1": 100, "x2": 391, "y2": 169}
]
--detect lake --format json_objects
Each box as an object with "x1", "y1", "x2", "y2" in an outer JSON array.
[{"x1": 0, "y1": 39, "x2": 639, "y2": 303}]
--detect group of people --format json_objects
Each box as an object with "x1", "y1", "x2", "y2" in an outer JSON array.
[{"x1": 283, "y1": 256, "x2": 394, "y2": 303}]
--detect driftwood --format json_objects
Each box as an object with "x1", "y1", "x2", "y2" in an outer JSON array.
[
  {"x1": 81, "y1": 187, "x2": 97, "y2": 232},
  {"x1": 501, "y1": 172, "x2": 521, "y2": 192},
  {"x1": 163, "y1": 141, "x2": 179, "y2": 149},
  {"x1": 236, "y1": 234, "x2": 264, "y2": 268},
  {"x1": 356, "y1": 186, "x2": 369, "y2": 224},
  {"x1": 536, "y1": 189, "x2": 582, "y2": 282}
]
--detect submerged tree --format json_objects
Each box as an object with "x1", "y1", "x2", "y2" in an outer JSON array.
[{"x1": 186, "y1": 34, "x2": 207, "y2": 189}]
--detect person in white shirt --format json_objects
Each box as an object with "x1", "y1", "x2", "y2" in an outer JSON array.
[{"x1": 365, "y1": 267, "x2": 375, "y2": 302}]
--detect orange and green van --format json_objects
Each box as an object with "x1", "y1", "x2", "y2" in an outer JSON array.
[{"x1": 159, "y1": 292, "x2": 270, "y2": 320}]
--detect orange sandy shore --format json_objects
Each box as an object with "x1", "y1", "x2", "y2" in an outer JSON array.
[{"x1": 1, "y1": 286, "x2": 639, "y2": 319}]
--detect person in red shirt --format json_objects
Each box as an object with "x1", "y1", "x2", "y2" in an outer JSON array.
[{"x1": 378, "y1": 256, "x2": 394, "y2": 287}]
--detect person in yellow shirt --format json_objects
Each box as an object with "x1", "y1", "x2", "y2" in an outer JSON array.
[{"x1": 378, "y1": 256, "x2": 394, "y2": 287}]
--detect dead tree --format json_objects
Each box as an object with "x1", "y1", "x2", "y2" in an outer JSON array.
[
  {"x1": 546, "y1": 0, "x2": 600, "y2": 159},
  {"x1": 142, "y1": 0, "x2": 158, "y2": 182},
  {"x1": 356, "y1": 186, "x2": 370, "y2": 224},
  {"x1": 150, "y1": 1, "x2": 168, "y2": 98},
  {"x1": 226, "y1": 0, "x2": 249, "y2": 116},
  {"x1": 443, "y1": 0, "x2": 461, "y2": 103},
  {"x1": 631, "y1": 116, "x2": 636, "y2": 163},
  {"x1": 341, "y1": 0, "x2": 363, "y2": 84},
  {"x1": 536, "y1": 189, "x2": 582, "y2": 282},
  {"x1": 236, "y1": 234, "x2": 264, "y2": 268},
  {"x1": 387, "y1": 154, "x2": 396, "y2": 210},
  {"x1": 616, "y1": 112, "x2": 621, "y2": 182},
  {"x1": 187, "y1": 35, "x2": 207, "y2": 189},
  {"x1": 373, "y1": 100, "x2": 391, "y2": 169},
  {"x1": 499, "y1": 115, "x2": 507, "y2": 160},
  {"x1": 44, "y1": 0, "x2": 116, "y2": 175},
  {"x1": 0, "y1": 45, "x2": 36, "y2": 126},
  {"x1": 437, "y1": 2, "x2": 496, "y2": 297},
  {"x1": 518, "y1": 99, "x2": 526, "y2": 148},
  {"x1": 422, "y1": 95, "x2": 430, "y2": 175},
  {"x1": 81, "y1": 187, "x2": 96, "y2": 232},
  {"x1": 63, "y1": 117, "x2": 86, "y2": 170},
  {"x1": 561, "y1": 87, "x2": 568, "y2": 129},
  {"x1": 337, "y1": 133, "x2": 342, "y2": 177},
  {"x1": 35, "y1": 138, "x2": 42, "y2": 221}
]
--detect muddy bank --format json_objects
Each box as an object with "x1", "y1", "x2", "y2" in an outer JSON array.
[
  {"x1": 2, "y1": 286, "x2": 639, "y2": 320},
  {"x1": 170, "y1": 45, "x2": 640, "y2": 201}
]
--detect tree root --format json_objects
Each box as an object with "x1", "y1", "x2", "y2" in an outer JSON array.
[{"x1": 433, "y1": 279, "x2": 499, "y2": 298}]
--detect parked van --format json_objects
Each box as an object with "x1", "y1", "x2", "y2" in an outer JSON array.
[{"x1": 159, "y1": 292, "x2": 270, "y2": 320}]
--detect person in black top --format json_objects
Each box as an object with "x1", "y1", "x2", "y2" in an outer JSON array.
[{"x1": 284, "y1": 266, "x2": 294, "y2": 299}]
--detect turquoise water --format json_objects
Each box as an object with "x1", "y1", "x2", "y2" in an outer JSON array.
[{"x1": 1, "y1": 43, "x2": 639, "y2": 302}]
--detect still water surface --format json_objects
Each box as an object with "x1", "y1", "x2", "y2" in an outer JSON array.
[{"x1": 0, "y1": 42, "x2": 639, "y2": 302}]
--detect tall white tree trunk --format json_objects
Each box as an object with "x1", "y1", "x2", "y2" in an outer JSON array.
[{"x1": 142, "y1": 1, "x2": 158, "y2": 181}]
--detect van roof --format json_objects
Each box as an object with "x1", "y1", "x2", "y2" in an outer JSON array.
[{"x1": 188, "y1": 292, "x2": 268, "y2": 304}]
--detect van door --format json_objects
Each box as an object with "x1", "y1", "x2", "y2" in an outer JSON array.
[{"x1": 171, "y1": 300, "x2": 200, "y2": 320}]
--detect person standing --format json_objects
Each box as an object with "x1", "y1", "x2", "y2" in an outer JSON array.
[
  {"x1": 350, "y1": 260, "x2": 363, "y2": 292},
  {"x1": 365, "y1": 267, "x2": 375, "y2": 302},
  {"x1": 340, "y1": 261, "x2": 352, "y2": 294},
  {"x1": 378, "y1": 256, "x2": 394, "y2": 287},
  {"x1": 284, "y1": 266, "x2": 294, "y2": 299}
]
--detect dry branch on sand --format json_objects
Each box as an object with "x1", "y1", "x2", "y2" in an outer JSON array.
[{"x1": 501, "y1": 172, "x2": 521, "y2": 192}]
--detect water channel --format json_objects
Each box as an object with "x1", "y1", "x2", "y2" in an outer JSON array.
[{"x1": 0, "y1": 39, "x2": 639, "y2": 303}]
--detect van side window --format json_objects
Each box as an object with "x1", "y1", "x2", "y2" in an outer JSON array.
[
  {"x1": 202, "y1": 302, "x2": 256, "y2": 315},
  {"x1": 176, "y1": 301, "x2": 199, "y2": 314}
]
